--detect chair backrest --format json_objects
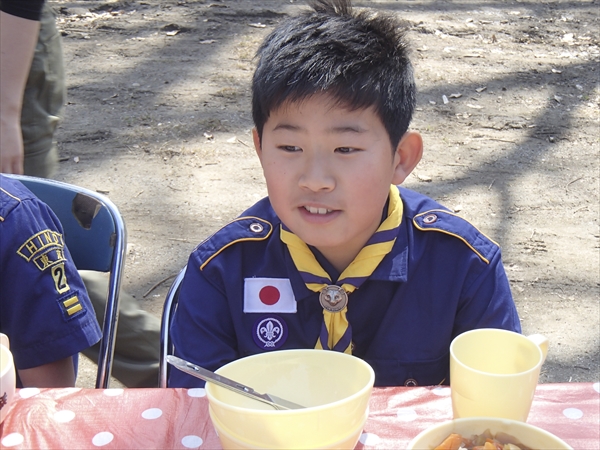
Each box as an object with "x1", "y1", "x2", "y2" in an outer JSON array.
[
  {"x1": 7, "y1": 174, "x2": 127, "y2": 389},
  {"x1": 159, "y1": 267, "x2": 187, "y2": 388}
]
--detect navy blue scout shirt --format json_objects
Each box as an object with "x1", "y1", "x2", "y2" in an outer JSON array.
[
  {"x1": 169, "y1": 186, "x2": 520, "y2": 387},
  {"x1": 0, "y1": 175, "x2": 102, "y2": 385}
]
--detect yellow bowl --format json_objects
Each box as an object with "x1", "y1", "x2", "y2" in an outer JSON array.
[
  {"x1": 407, "y1": 417, "x2": 572, "y2": 449},
  {"x1": 210, "y1": 407, "x2": 368, "y2": 450},
  {"x1": 205, "y1": 349, "x2": 374, "y2": 449}
]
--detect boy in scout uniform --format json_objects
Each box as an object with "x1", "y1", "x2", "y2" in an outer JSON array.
[
  {"x1": 0, "y1": 174, "x2": 102, "y2": 387},
  {"x1": 169, "y1": 0, "x2": 521, "y2": 387}
]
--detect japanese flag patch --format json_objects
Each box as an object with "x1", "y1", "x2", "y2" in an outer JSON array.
[{"x1": 244, "y1": 278, "x2": 296, "y2": 313}]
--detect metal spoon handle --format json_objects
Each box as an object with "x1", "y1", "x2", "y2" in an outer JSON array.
[{"x1": 166, "y1": 355, "x2": 286, "y2": 410}]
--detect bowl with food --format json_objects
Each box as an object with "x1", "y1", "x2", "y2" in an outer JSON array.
[
  {"x1": 205, "y1": 349, "x2": 375, "y2": 449},
  {"x1": 407, "y1": 417, "x2": 572, "y2": 450}
]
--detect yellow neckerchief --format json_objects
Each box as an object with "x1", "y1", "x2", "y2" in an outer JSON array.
[{"x1": 280, "y1": 185, "x2": 403, "y2": 353}]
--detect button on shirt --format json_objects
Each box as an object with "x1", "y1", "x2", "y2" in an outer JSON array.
[{"x1": 169, "y1": 187, "x2": 520, "y2": 387}]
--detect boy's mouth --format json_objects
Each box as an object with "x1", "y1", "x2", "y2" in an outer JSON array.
[{"x1": 303, "y1": 206, "x2": 333, "y2": 215}]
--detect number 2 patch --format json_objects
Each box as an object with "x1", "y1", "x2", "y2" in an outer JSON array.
[{"x1": 51, "y1": 263, "x2": 70, "y2": 294}]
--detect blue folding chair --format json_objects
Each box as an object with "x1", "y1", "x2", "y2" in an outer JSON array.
[
  {"x1": 159, "y1": 267, "x2": 186, "y2": 388},
  {"x1": 6, "y1": 174, "x2": 127, "y2": 388}
]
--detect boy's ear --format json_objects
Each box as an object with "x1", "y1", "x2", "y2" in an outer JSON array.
[
  {"x1": 392, "y1": 131, "x2": 423, "y2": 185},
  {"x1": 252, "y1": 127, "x2": 263, "y2": 161}
]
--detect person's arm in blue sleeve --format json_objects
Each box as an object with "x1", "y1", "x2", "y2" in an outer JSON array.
[
  {"x1": 1, "y1": 181, "x2": 102, "y2": 387},
  {"x1": 453, "y1": 246, "x2": 521, "y2": 338},
  {"x1": 168, "y1": 254, "x2": 238, "y2": 387}
]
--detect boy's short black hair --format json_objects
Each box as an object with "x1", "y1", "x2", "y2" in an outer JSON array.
[{"x1": 252, "y1": 0, "x2": 416, "y2": 150}]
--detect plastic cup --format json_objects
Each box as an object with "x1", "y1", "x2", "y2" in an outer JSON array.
[
  {"x1": 0, "y1": 333, "x2": 16, "y2": 424},
  {"x1": 450, "y1": 328, "x2": 548, "y2": 421}
]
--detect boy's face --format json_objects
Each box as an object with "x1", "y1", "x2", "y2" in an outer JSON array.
[{"x1": 253, "y1": 94, "x2": 421, "y2": 271}]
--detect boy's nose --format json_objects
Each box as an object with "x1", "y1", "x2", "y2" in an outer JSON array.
[{"x1": 298, "y1": 154, "x2": 335, "y2": 192}]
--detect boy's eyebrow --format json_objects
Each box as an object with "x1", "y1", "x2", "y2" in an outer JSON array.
[
  {"x1": 271, "y1": 123, "x2": 367, "y2": 134},
  {"x1": 272, "y1": 123, "x2": 302, "y2": 132},
  {"x1": 328, "y1": 125, "x2": 367, "y2": 134}
]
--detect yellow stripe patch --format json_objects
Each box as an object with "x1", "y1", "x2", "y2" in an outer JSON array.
[
  {"x1": 62, "y1": 295, "x2": 83, "y2": 316},
  {"x1": 67, "y1": 304, "x2": 83, "y2": 316},
  {"x1": 63, "y1": 296, "x2": 79, "y2": 307}
]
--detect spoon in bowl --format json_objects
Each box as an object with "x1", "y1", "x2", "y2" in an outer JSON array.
[{"x1": 167, "y1": 355, "x2": 305, "y2": 410}]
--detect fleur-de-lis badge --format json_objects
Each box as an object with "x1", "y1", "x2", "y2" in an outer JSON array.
[
  {"x1": 259, "y1": 320, "x2": 281, "y2": 342},
  {"x1": 253, "y1": 316, "x2": 288, "y2": 350}
]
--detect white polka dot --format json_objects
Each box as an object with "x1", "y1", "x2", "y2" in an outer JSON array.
[
  {"x1": 92, "y1": 432, "x2": 114, "y2": 447},
  {"x1": 563, "y1": 408, "x2": 584, "y2": 419},
  {"x1": 1, "y1": 433, "x2": 24, "y2": 447},
  {"x1": 187, "y1": 388, "x2": 206, "y2": 398},
  {"x1": 432, "y1": 386, "x2": 451, "y2": 396},
  {"x1": 103, "y1": 389, "x2": 124, "y2": 397},
  {"x1": 593, "y1": 382, "x2": 599, "y2": 393},
  {"x1": 19, "y1": 388, "x2": 40, "y2": 398},
  {"x1": 359, "y1": 433, "x2": 381, "y2": 446},
  {"x1": 396, "y1": 407, "x2": 418, "y2": 422},
  {"x1": 54, "y1": 410, "x2": 76, "y2": 423},
  {"x1": 142, "y1": 408, "x2": 163, "y2": 419},
  {"x1": 181, "y1": 435, "x2": 203, "y2": 448}
]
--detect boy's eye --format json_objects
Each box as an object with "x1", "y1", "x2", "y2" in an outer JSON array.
[
  {"x1": 278, "y1": 145, "x2": 302, "y2": 153},
  {"x1": 335, "y1": 147, "x2": 358, "y2": 154}
]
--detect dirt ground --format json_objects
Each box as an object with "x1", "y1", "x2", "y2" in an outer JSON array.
[{"x1": 47, "y1": 0, "x2": 599, "y2": 388}]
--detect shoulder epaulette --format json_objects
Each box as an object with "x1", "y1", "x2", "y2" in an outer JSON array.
[
  {"x1": 0, "y1": 187, "x2": 22, "y2": 222},
  {"x1": 197, "y1": 216, "x2": 273, "y2": 270},
  {"x1": 412, "y1": 209, "x2": 499, "y2": 264}
]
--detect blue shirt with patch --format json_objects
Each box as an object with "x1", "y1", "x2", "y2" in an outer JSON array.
[
  {"x1": 169, "y1": 186, "x2": 520, "y2": 387},
  {"x1": 0, "y1": 175, "x2": 102, "y2": 384}
]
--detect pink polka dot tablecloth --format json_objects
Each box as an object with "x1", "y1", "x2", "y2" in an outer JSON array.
[{"x1": 0, "y1": 383, "x2": 598, "y2": 449}]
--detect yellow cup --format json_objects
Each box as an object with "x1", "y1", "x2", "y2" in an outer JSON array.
[
  {"x1": 450, "y1": 328, "x2": 548, "y2": 421},
  {"x1": 0, "y1": 333, "x2": 16, "y2": 424}
]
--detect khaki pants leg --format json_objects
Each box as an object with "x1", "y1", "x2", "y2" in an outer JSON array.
[
  {"x1": 79, "y1": 271, "x2": 160, "y2": 388},
  {"x1": 21, "y1": 3, "x2": 64, "y2": 179}
]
